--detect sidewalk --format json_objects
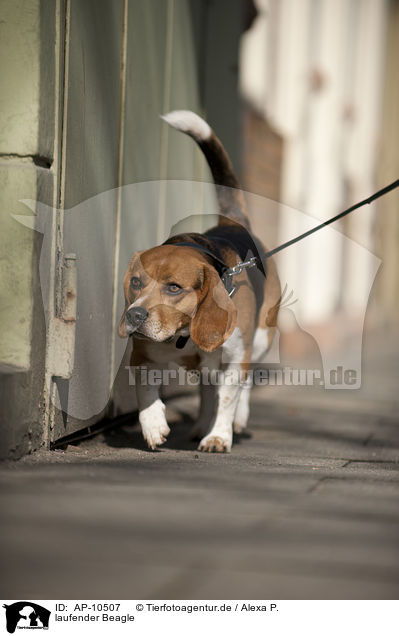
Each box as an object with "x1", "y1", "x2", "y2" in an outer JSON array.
[{"x1": 1, "y1": 327, "x2": 398, "y2": 599}]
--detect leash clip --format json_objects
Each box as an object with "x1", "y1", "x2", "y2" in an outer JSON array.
[
  {"x1": 221, "y1": 256, "x2": 259, "y2": 297},
  {"x1": 230, "y1": 256, "x2": 258, "y2": 276}
]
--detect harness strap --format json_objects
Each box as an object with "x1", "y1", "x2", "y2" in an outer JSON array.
[
  {"x1": 163, "y1": 240, "x2": 230, "y2": 275},
  {"x1": 163, "y1": 239, "x2": 256, "y2": 297}
]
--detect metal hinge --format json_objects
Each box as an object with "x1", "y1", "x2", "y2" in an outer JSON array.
[{"x1": 48, "y1": 253, "x2": 77, "y2": 379}]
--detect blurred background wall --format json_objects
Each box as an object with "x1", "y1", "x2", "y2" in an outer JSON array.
[
  {"x1": 240, "y1": 0, "x2": 398, "y2": 333},
  {"x1": 0, "y1": 0, "x2": 397, "y2": 458}
]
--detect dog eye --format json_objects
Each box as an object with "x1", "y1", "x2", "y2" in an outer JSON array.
[
  {"x1": 130, "y1": 276, "x2": 142, "y2": 289},
  {"x1": 165, "y1": 282, "x2": 183, "y2": 295}
]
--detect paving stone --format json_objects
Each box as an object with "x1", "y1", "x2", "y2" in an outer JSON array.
[{"x1": 0, "y1": 330, "x2": 398, "y2": 599}]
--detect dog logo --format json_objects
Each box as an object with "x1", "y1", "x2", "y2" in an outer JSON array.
[{"x1": 2, "y1": 602, "x2": 50, "y2": 633}]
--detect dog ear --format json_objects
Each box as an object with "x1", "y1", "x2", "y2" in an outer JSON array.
[
  {"x1": 118, "y1": 302, "x2": 128, "y2": 338},
  {"x1": 190, "y1": 264, "x2": 237, "y2": 352}
]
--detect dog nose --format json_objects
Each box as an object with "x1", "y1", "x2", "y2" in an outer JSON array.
[{"x1": 126, "y1": 306, "x2": 148, "y2": 327}]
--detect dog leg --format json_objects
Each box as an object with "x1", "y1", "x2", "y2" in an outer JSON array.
[
  {"x1": 198, "y1": 369, "x2": 243, "y2": 453},
  {"x1": 198, "y1": 328, "x2": 252, "y2": 452},
  {"x1": 190, "y1": 382, "x2": 216, "y2": 440},
  {"x1": 135, "y1": 367, "x2": 170, "y2": 450},
  {"x1": 232, "y1": 326, "x2": 277, "y2": 435},
  {"x1": 233, "y1": 375, "x2": 252, "y2": 433}
]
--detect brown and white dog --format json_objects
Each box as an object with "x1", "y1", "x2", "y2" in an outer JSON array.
[{"x1": 119, "y1": 111, "x2": 281, "y2": 452}]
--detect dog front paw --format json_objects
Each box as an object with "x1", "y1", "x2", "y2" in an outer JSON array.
[
  {"x1": 139, "y1": 399, "x2": 170, "y2": 450},
  {"x1": 143, "y1": 421, "x2": 170, "y2": 450},
  {"x1": 198, "y1": 433, "x2": 232, "y2": 453}
]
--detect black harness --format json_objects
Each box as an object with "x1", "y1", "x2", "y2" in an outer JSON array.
[{"x1": 163, "y1": 225, "x2": 266, "y2": 314}]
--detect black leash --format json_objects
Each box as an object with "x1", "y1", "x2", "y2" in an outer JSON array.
[
  {"x1": 165, "y1": 179, "x2": 399, "y2": 299},
  {"x1": 218, "y1": 178, "x2": 399, "y2": 294},
  {"x1": 263, "y1": 178, "x2": 399, "y2": 260}
]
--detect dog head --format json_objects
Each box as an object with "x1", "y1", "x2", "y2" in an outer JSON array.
[{"x1": 118, "y1": 245, "x2": 236, "y2": 352}]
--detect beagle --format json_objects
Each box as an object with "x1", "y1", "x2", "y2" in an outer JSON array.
[{"x1": 119, "y1": 111, "x2": 281, "y2": 452}]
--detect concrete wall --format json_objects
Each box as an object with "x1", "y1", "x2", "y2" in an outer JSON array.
[
  {"x1": 0, "y1": 0, "x2": 53, "y2": 458},
  {"x1": 0, "y1": 0, "x2": 40, "y2": 370}
]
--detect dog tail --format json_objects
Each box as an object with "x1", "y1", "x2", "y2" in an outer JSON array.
[{"x1": 161, "y1": 110, "x2": 250, "y2": 228}]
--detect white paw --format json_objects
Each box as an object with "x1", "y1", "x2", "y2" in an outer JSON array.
[
  {"x1": 139, "y1": 399, "x2": 170, "y2": 450},
  {"x1": 198, "y1": 433, "x2": 232, "y2": 453}
]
